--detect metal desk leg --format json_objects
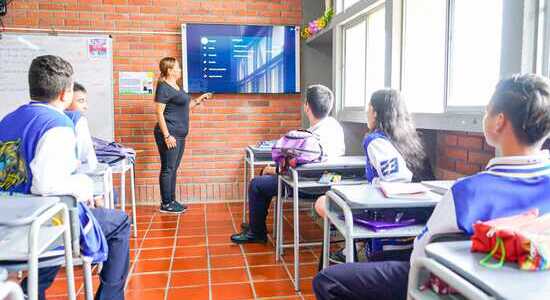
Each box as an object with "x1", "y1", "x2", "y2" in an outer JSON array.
[
  {"x1": 275, "y1": 175, "x2": 283, "y2": 261},
  {"x1": 130, "y1": 164, "x2": 138, "y2": 238},
  {"x1": 322, "y1": 205, "x2": 330, "y2": 270},
  {"x1": 242, "y1": 156, "x2": 248, "y2": 226},
  {"x1": 120, "y1": 159, "x2": 126, "y2": 212},
  {"x1": 61, "y1": 207, "x2": 76, "y2": 300},
  {"x1": 292, "y1": 169, "x2": 300, "y2": 291}
]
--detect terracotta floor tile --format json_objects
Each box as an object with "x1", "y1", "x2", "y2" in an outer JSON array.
[
  {"x1": 287, "y1": 263, "x2": 319, "y2": 279},
  {"x1": 139, "y1": 248, "x2": 173, "y2": 259},
  {"x1": 177, "y1": 227, "x2": 206, "y2": 236},
  {"x1": 207, "y1": 226, "x2": 237, "y2": 235},
  {"x1": 208, "y1": 234, "x2": 234, "y2": 245},
  {"x1": 210, "y1": 254, "x2": 246, "y2": 269},
  {"x1": 245, "y1": 253, "x2": 279, "y2": 266},
  {"x1": 145, "y1": 229, "x2": 177, "y2": 238},
  {"x1": 125, "y1": 288, "x2": 165, "y2": 300},
  {"x1": 254, "y1": 280, "x2": 297, "y2": 298},
  {"x1": 127, "y1": 273, "x2": 169, "y2": 289},
  {"x1": 250, "y1": 265, "x2": 289, "y2": 281},
  {"x1": 150, "y1": 221, "x2": 178, "y2": 230},
  {"x1": 242, "y1": 243, "x2": 274, "y2": 254},
  {"x1": 167, "y1": 286, "x2": 209, "y2": 300},
  {"x1": 174, "y1": 246, "x2": 207, "y2": 257},
  {"x1": 172, "y1": 256, "x2": 208, "y2": 271},
  {"x1": 209, "y1": 244, "x2": 243, "y2": 256},
  {"x1": 133, "y1": 259, "x2": 171, "y2": 273},
  {"x1": 210, "y1": 267, "x2": 249, "y2": 284},
  {"x1": 141, "y1": 237, "x2": 175, "y2": 249},
  {"x1": 176, "y1": 236, "x2": 207, "y2": 247},
  {"x1": 211, "y1": 283, "x2": 254, "y2": 300},
  {"x1": 170, "y1": 270, "x2": 209, "y2": 287}
]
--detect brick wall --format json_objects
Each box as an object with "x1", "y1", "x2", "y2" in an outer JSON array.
[
  {"x1": 3, "y1": 0, "x2": 302, "y2": 204},
  {"x1": 436, "y1": 131, "x2": 496, "y2": 180}
]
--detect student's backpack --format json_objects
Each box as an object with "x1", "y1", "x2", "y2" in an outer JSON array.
[
  {"x1": 0, "y1": 139, "x2": 27, "y2": 192},
  {"x1": 271, "y1": 130, "x2": 324, "y2": 173}
]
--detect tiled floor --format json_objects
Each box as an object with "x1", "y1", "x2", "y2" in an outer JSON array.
[{"x1": 47, "y1": 202, "x2": 325, "y2": 300}]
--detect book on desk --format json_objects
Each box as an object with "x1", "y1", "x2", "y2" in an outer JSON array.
[{"x1": 379, "y1": 182, "x2": 433, "y2": 200}]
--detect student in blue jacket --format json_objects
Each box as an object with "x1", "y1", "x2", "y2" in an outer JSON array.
[
  {"x1": 315, "y1": 89, "x2": 429, "y2": 262},
  {"x1": 312, "y1": 74, "x2": 550, "y2": 300},
  {"x1": 0, "y1": 55, "x2": 130, "y2": 300}
]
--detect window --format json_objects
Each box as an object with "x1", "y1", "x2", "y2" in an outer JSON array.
[
  {"x1": 401, "y1": 0, "x2": 446, "y2": 113},
  {"x1": 336, "y1": 0, "x2": 362, "y2": 13},
  {"x1": 365, "y1": 7, "x2": 386, "y2": 103},
  {"x1": 343, "y1": 21, "x2": 366, "y2": 108},
  {"x1": 448, "y1": 0, "x2": 503, "y2": 108}
]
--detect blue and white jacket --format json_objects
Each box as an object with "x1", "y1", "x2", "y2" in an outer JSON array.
[
  {"x1": 363, "y1": 130, "x2": 413, "y2": 183},
  {"x1": 411, "y1": 151, "x2": 550, "y2": 262},
  {"x1": 0, "y1": 102, "x2": 93, "y2": 201}
]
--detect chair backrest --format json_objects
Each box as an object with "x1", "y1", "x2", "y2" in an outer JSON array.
[{"x1": 0, "y1": 193, "x2": 81, "y2": 257}]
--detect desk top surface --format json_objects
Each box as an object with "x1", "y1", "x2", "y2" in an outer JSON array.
[
  {"x1": 331, "y1": 185, "x2": 441, "y2": 209},
  {"x1": 426, "y1": 241, "x2": 550, "y2": 300},
  {"x1": 0, "y1": 196, "x2": 59, "y2": 226}
]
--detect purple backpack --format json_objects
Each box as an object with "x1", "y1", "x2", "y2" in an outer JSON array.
[{"x1": 271, "y1": 130, "x2": 324, "y2": 172}]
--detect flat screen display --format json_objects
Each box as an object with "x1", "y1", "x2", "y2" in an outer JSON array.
[{"x1": 182, "y1": 24, "x2": 300, "y2": 94}]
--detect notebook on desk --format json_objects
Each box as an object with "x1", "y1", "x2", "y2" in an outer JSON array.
[{"x1": 379, "y1": 182, "x2": 432, "y2": 200}]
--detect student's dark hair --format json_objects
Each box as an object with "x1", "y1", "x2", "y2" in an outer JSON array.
[
  {"x1": 73, "y1": 81, "x2": 87, "y2": 93},
  {"x1": 306, "y1": 84, "x2": 334, "y2": 119},
  {"x1": 28, "y1": 55, "x2": 74, "y2": 103},
  {"x1": 490, "y1": 74, "x2": 550, "y2": 146},
  {"x1": 369, "y1": 89, "x2": 425, "y2": 172}
]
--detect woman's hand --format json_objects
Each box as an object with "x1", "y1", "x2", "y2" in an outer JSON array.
[
  {"x1": 165, "y1": 135, "x2": 177, "y2": 149},
  {"x1": 199, "y1": 92, "x2": 213, "y2": 104}
]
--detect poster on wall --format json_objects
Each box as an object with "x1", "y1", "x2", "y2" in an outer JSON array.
[
  {"x1": 119, "y1": 72, "x2": 154, "y2": 95},
  {"x1": 88, "y1": 38, "x2": 108, "y2": 58}
]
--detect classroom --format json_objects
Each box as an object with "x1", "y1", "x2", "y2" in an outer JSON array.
[{"x1": 0, "y1": 0, "x2": 549, "y2": 299}]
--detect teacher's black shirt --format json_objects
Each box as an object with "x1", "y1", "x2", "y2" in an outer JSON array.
[{"x1": 154, "y1": 81, "x2": 191, "y2": 138}]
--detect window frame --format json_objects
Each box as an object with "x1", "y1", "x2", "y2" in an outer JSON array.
[{"x1": 333, "y1": 0, "x2": 536, "y2": 133}]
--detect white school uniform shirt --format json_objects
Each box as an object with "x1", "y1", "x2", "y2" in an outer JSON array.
[
  {"x1": 30, "y1": 104, "x2": 94, "y2": 202},
  {"x1": 74, "y1": 117, "x2": 98, "y2": 171},
  {"x1": 308, "y1": 116, "x2": 346, "y2": 157},
  {"x1": 409, "y1": 151, "x2": 550, "y2": 268},
  {"x1": 363, "y1": 130, "x2": 413, "y2": 184}
]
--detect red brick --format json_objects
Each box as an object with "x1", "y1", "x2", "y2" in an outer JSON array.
[
  {"x1": 456, "y1": 161, "x2": 481, "y2": 175},
  {"x1": 457, "y1": 135, "x2": 483, "y2": 150},
  {"x1": 468, "y1": 152, "x2": 494, "y2": 165},
  {"x1": 445, "y1": 148, "x2": 468, "y2": 161}
]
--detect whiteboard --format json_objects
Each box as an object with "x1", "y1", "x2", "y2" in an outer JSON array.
[{"x1": 0, "y1": 33, "x2": 114, "y2": 140}]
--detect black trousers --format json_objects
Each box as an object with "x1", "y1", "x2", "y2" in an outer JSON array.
[
  {"x1": 154, "y1": 129, "x2": 186, "y2": 205},
  {"x1": 313, "y1": 261, "x2": 410, "y2": 300}
]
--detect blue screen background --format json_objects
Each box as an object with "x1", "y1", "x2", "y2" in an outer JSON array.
[{"x1": 185, "y1": 24, "x2": 299, "y2": 94}]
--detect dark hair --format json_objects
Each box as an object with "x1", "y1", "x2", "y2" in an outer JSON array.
[
  {"x1": 159, "y1": 56, "x2": 177, "y2": 79},
  {"x1": 369, "y1": 89, "x2": 425, "y2": 172},
  {"x1": 73, "y1": 81, "x2": 87, "y2": 93},
  {"x1": 306, "y1": 84, "x2": 334, "y2": 119},
  {"x1": 489, "y1": 74, "x2": 550, "y2": 146},
  {"x1": 28, "y1": 55, "x2": 74, "y2": 103}
]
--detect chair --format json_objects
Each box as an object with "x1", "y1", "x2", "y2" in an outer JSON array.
[
  {"x1": 0, "y1": 194, "x2": 95, "y2": 300},
  {"x1": 0, "y1": 196, "x2": 76, "y2": 300},
  {"x1": 87, "y1": 163, "x2": 115, "y2": 209}
]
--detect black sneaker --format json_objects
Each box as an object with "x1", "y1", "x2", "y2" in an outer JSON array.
[
  {"x1": 160, "y1": 201, "x2": 186, "y2": 214},
  {"x1": 328, "y1": 248, "x2": 346, "y2": 264},
  {"x1": 230, "y1": 229, "x2": 267, "y2": 244}
]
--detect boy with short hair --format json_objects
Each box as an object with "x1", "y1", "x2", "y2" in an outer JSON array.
[
  {"x1": 65, "y1": 81, "x2": 98, "y2": 171},
  {"x1": 312, "y1": 73, "x2": 550, "y2": 300},
  {"x1": 0, "y1": 55, "x2": 130, "y2": 300}
]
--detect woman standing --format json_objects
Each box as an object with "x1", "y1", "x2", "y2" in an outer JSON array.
[{"x1": 154, "y1": 56, "x2": 212, "y2": 213}]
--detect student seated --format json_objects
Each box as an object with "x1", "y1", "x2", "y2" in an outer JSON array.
[
  {"x1": 0, "y1": 55, "x2": 130, "y2": 300},
  {"x1": 315, "y1": 89, "x2": 429, "y2": 262},
  {"x1": 312, "y1": 73, "x2": 550, "y2": 300},
  {"x1": 231, "y1": 84, "x2": 346, "y2": 244},
  {"x1": 65, "y1": 81, "x2": 98, "y2": 171}
]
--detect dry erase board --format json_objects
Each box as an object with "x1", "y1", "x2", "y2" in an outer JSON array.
[{"x1": 0, "y1": 33, "x2": 114, "y2": 140}]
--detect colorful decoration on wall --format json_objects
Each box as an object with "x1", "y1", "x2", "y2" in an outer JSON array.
[{"x1": 301, "y1": 8, "x2": 334, "y2": 40}]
